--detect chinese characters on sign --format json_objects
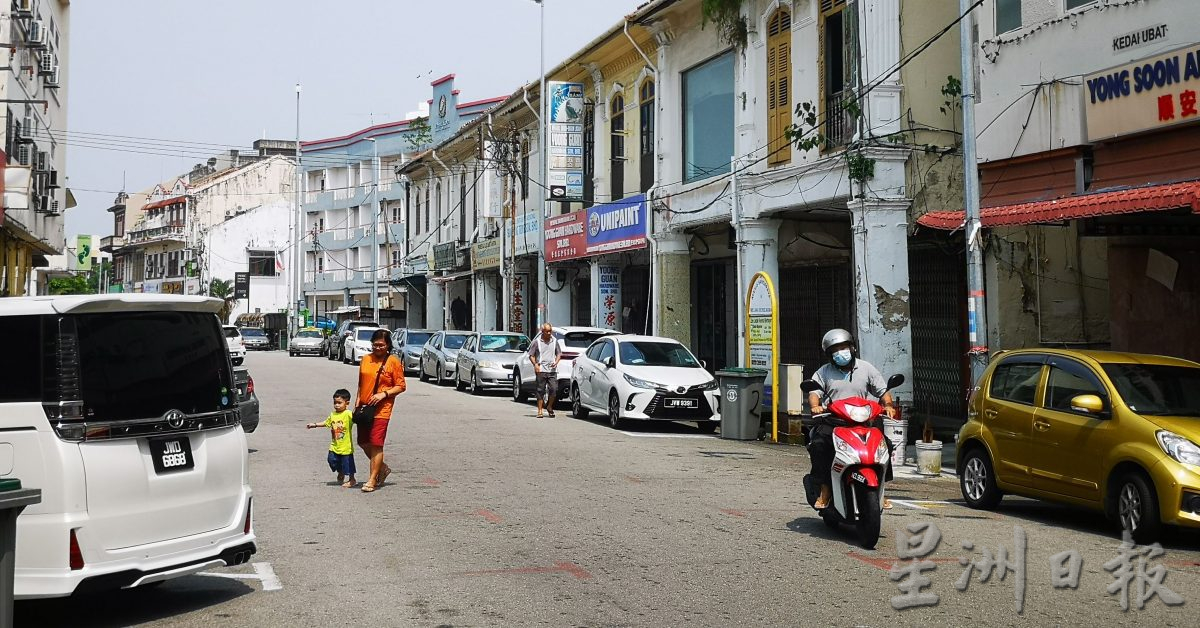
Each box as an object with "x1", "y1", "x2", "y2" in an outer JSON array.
[
  {"x1": 470, "y1": 237, "x2": 501, "y2": 271},
  {"x1": 511, "y1": 272, "x2": 529, "y2": 334},
  {"x1": 1084, "y1": 44, "x2": 1200, "y2": 141},
  {"x1": 547, "y1": 81, "x2": 585, "y2": 202},
  {"x1": 597, "y1": 266, "x2": 621, "y2": 331},
  {"x1": 545, "y1": 211, "x2": 586, "y2": 262},
  {"x1": 887, "y1": 523, "x2": 1185, "y2": 614}
]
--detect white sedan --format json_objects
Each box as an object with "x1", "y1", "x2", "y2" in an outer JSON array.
[{"x1": 570, "y1": 334, "x2": 720, "y2": 431}]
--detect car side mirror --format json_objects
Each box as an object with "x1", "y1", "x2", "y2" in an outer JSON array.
[
  {"x1": 1070, "y1": 394, "x2": 1105, "y2": 415},
  {"x1": 605, "y1": 356, "x2": 616, "y2": 369},
  {"x1": 700, "y1": 359, "x2": 707, "y2": 369},
  {"x1": 886, "y1": 374, "x2": 905, "y2": 390},
  {"x1": 800, "y1": 380, "x2": 822, "y2": 395}
]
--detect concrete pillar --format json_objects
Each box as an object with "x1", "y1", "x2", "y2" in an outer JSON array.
[
  {"x1": 426, "y1": 277, "x2": 446, "y2": 330},
  {"x1": 589, "y1": 258, "x2": 601, "y2": 328},
  {"x1": 654, "y1": 229, "x2": 691, "y2": 346},
  {"x1": 476, "y1": 273, "x2": 498, "y2": 331},
  {"x1": 848, "y1": 199, "x2": 913, "y2": 394},
  {"x1": 734, "y1": 218, "x2": 781, "y2": 364},
  {"x1": 546, "y1": 266, "x2": 572, "y2": 328}
]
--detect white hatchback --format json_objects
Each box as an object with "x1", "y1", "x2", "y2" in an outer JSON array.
[
  {"x1": 1, "y1": 295, "x2": 256, "y2": 599},
  {"x1": 223, "y1": 324, "x2": 246, "y2": 365},
  {"x1": 570, "y1": 334, "x2": 720, "y2": 431}
]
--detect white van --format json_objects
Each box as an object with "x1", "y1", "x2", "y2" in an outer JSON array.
[{"x1": 0, "y1": 294, "x2": 256, "y2": 599}]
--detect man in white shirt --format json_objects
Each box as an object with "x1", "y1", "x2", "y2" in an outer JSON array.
[{"x1": 528, "y1": 323, "x2": 563, "y2": 418}]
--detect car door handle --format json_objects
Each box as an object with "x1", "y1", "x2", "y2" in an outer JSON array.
[
  {"x1": 1034, "y1": 420, "x2": 1051, "y2": 432},
  {"x1": 983, "y1": 408, "x2": 999, "y2": 419}
]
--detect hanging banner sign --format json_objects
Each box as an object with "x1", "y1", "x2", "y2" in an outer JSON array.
[
  {"x1": 545, "y1": 210, "x2": 587, "y2": 262},
  {"x1": 597, "y1": 265, "x2": 621, "y2": 330},
  {"x1": 511, "y1": 272, "x2": 529, "y2": 334},
  {"x1": 547, "y1": 81, "x2": 585, "y2": 202},
  {"x1": 745, "y1": 272, "x2": 780, "y2": 442},
  {"x1": 471, "y1": 237, "x2": 501, "y2": 270},
  {"x1": 503, "y1": 210, "x2": 541, "y2": 256},
  {"x1": 586, "y1": 194, "x2": 647, "y2": 255}
]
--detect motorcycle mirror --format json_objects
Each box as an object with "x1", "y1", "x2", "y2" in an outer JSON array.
[
  {"x1": 799, "y1": 380, "x2": 822, "y2": 394},
  {"x1": 886, "y1": 374, "x2": 905, "y2": 390}
]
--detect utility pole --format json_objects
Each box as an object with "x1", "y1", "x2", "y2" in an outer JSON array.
[
  {"x1": 292, "y1": 83, "x2": 303, "y2": 339},
  {"x1": 535, "y1": 0, "x2": 548, "y2": 329},
  {"x1": 369, "y1": 137, "x2": 380, "y2": 325},
  {"x1": 959, "y1": 0, "x2": 988, "y2": 384}
]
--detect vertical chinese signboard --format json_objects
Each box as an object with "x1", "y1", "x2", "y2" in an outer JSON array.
[
  {"x1": 597, "y1": 266, "x2": 621, "y2": 330},
  {"x1": 511, "y1": 272, "x2": 529, "y2": 334},
  {"x1": 547, "y1": 81, "x2": 585, "y2": 202},
  {"x1": 745, "y1": 272, "x2": 780, "y2": 442}
]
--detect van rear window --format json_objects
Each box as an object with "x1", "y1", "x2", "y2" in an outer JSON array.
[
  {"x1": 0, "y1": 315, "x2": 41, "y2": 402},
  {"x1": 74, "y1": 311, "x2": 235, "y2": 422}
]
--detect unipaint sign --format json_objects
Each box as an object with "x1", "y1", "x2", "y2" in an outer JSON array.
[
  {"x1": 585, "y1": 194, "x2": 647, "y2": 256},
  {"x1": 1085, "y1": 43, "x2": 1200, "y2": 141}
]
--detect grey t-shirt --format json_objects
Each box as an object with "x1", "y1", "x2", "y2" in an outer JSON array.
[
  {"x1": 810, "y1": 359, "x2": 888, "y2": 405},
  {"x1": 528, "y1": 336, "x2": 562, "y2": 370}
]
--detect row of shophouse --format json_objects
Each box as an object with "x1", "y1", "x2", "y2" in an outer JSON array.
[{"x1": 301, "y1": 0, "x2": 1200, "y2": 427}]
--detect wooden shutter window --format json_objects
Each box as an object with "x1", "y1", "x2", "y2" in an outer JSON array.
[{"x1": 767, "y1": 9, "x2": 792, "y2": 166}]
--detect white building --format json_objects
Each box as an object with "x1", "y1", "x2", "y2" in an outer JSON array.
[{"x1": 1, "y1": 0, "x2": 70, "y2": 296}]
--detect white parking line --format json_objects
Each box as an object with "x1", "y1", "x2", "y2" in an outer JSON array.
[
  {"x1": 617, "y1": 431, "x2": 718, "y2": 438},
  {"x1": 197, "y1": 561, "x2": 282, "y2": 591}
]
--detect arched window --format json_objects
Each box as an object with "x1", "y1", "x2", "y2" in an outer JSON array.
[
  {"x1": 435, "y1": 182, "x2": 442, "y2": 234},
  {"x1": 767, "y1": 8, "x2": 792, "y2": 165},
  {"x1": 610, "y1": 93, "x2": 625, "y2": 201},
  {"x1": 459, "y1": 173, "x2": 467, "y2": 242},
  {"x1": 638, "y1": 79, "x2": 656, "y2": 192},
  {"x1": 424, "y1": 185, "x2": 430, "y2": 233}
]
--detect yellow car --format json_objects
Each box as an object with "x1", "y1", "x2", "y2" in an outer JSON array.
[{"x1": 956, "y1": 349, "x2": 1200, "y2": 542}]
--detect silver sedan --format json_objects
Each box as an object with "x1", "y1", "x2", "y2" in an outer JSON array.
[
  {"x1": 419, "y1": 331, "x2": 472, "y2": 386},
  {"x1": 454, "y1": 332, "x2": 530, "y2": 394}
]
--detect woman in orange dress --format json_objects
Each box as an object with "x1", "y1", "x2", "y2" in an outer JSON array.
[{"x1": 356, "y1": 329, "x2": 406, "y2": 492}]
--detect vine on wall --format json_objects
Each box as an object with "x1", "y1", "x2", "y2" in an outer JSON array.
[{"x1": 701, "y1": 0, "x2": 748, "y2": 49}]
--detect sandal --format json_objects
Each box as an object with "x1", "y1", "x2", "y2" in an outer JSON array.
[
  {"x1": 883, "y1": 499, "x2": 894, "y2": 510},
  {"x1": 379, "y1": 465, "x2": 392, "y2": 485},
  {"x1": 342, "y1": 480, "x2": 357, "y2": 489},
  {"x1": 360, "y1": 483, "x2": 377, "y2": 493}
]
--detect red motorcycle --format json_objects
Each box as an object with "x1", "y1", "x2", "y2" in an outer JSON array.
[{"x1": 801, "y1": 375, "x2": 902, "y2": 549}]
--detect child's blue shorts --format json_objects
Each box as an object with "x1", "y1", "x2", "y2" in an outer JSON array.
[{"x1": 327, "y1": 451, "x2": 356, "y2": 476}]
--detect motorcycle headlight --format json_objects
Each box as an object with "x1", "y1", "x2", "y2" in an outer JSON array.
[
  {"x1": 875, "y1": 440, "x2": 891, "y2": 464},
  {"x1": 623, "y1": 373, "x2": 658, "y2": 389},
  {"x1": 1156, "y1": 430, "x2": 1200, "y2": 466},
  {"x1": 700, "y1": 379, "x2": 719, "y2": 390}
]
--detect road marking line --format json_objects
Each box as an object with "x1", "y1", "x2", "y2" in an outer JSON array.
[
  {"x1": 197, "y1": 561, "x2": 282, "y2": 591},
  {"x1": 475, "y1": 509, "x2": 503, "y2": 524},
  {"x1": 847, "y1": 552, "x2": 959, "y2": 571},
  {"x1": 720, "y1": 508, "x2": 747, "y2": 517},
  {"x1": 889, "y1": 499, "x2": 929, "y2": 510},
  {"x1": 456, "y1": 561, "x2": 592, "y2": 580},
  {"x1": 623, "y1": 474, "x2": 643, "y2": 484},
  {"x1": 616, "y1": 431, "x2": 716, "y2": 438},
  {"x1": 421, "y1": 476, "x2": 442, "y2": 487}
]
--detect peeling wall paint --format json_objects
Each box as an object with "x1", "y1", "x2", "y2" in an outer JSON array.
[{"x1": 873, "y1": 285, "x2": 911, "y2": 331}]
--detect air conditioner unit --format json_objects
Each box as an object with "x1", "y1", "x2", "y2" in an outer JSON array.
[
  {"x1": 17, "y1": 117, "x2": 35, "y2": 143},
  {"x1": 35, "y1": 151, "x2": 47, "y2": 172},
  {"x1": 27, "y1": 20, "x2": 47, "y2": 48},
  {"x1": 36, "y1": 194, "x2": 48, "y2": 211},
  {"x1": 47, "y1": 199, "x2": 60, "y2": 216},
  {"x1": 47, "y1": 169, "x2": 59, "y2": 188},
  {"x1": 13, "y1": 0, "x2": 33, "y2": 17},
  {"x1": 39, "y1": 52, "x2": 54, "y2": 75},
  {"x1": 16, "y1": 144, "x2": 31, "y2": 166},
  {"x1": 44, "y1": 67, "x2": 60, "y2": 88}
]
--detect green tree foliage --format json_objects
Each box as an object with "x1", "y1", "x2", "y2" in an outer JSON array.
[{"x1": 208, "y1": 278, "x2": 239, "y2": 322}]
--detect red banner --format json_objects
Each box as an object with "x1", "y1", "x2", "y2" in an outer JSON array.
[{"x1": 544, "y1": 210, "x2": 587, "y2": 262}]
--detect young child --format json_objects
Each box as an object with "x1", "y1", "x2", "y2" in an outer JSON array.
[{"x1": 306, "y1": 389, "x2": 357, "y2": 488}]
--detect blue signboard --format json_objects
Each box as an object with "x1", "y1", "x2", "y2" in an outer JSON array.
[{"x1": 585, "y1": 194, "x2": 647, "y2": 256}]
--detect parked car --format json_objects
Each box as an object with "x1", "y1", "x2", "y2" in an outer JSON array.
[
  {"x1": 326, "y1": 319, "x2": 378, "y2": 362},
  {"x1": 1, "y1": 294, "x2": 255, "y2": 598},
  {"x1": 289, "y1": 328, "x2": 326, "y2": 357},
  {"x1": 311, "y1": 315, "x2": 336, "y2": 332},
  {"x1": 234, "y1": 366, "x2": 260, "y2": 432},
  {"x1": 343, "y1": 326, "x2": 385, "y2": 365},
  {"x1": 513, "y1": 326, "x2": 619, "y2": 404},
  {"x1": 222, "y1": 324, "x2": 246, "y2": 365},
  {"x1": 419, "y1": 330, "x2": 472, "y2": 386},
  {"x1": 395, "y1": 329, "x2": 435, "y2": 373},
  {"x1": 239, "y1": 327, "x2": 271, "y2": 351},
  {"x1": 455, "y1": 332, "x2": 530, "y2": 394},
  {"x1": 956, "y1": 349, "x2": 1200, "y2": 543},
  {"x1": 570, "y1": 334, "x2": 720, "y2": 431}
]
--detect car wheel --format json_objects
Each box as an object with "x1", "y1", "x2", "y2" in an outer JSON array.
[
  {"x1": 455, "y1": 369, "x2": 466, "y2": 391},
  {"x1": 435, "y1": 362, "x2": 445, "y2": 386},
  {"x1": 419, "y1": 360, "x2": 429, "y2": 382},
  {"x1": 608, "y1": 390, "x2": 624, "y2": 430},
  {"x1": 572, "y1": 385, "x2": 589, "y2": 420},
  {"x1": 470, "y1": 370, "x2": 482, "y2": 395},
  {"x1": 289, "y1": 351, "x2": 295, "y2": 357},
  {"x1": 959, "y1": 448, "x2": 1003, "y2": 510},
  {"x1": 696, "y1": 421, "x2": 718, "y2": 434},
  {"x1": 512, "y1": 375, "x2": 528, "y2": 403},
  {"x1": 1113, "y1": 471, "x2": 1162, "y2": 544}
]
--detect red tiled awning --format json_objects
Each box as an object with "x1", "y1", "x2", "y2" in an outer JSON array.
[
  {"x1": 142, "y1": 196, "x2": 186, "y2": 211},
  {"x1": 917, "y1": 180, "x2": 1200, "y2": 230}
]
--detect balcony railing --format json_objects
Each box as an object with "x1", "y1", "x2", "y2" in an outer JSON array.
[
  {"x1": 824, "y1": 89, "x2": 857, "y2": 149},
  {"x1": 126, "y1": 224, "x2": 186, "y2": 245},
  {"x1": 100, "y1": 235, "x2": 124, "y2": 252}
]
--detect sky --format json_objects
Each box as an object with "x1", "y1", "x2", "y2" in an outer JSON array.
[{"x1": 64, "y1": 0, "x2": 645, "y2": 239}]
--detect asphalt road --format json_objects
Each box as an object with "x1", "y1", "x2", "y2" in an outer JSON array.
[{"x1": 16, "y1": 351, "x2": 1200, "y2": 627}]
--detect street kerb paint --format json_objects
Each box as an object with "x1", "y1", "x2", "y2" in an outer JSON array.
[{"x1": 745, "y1": 272, "x2": 780, "y2": 442}]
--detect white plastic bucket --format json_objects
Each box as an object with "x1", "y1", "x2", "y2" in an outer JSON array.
[
  {"x1": 882, "y1": 419, "x2": 908, "y2": 466},
  {"x1": 915, "y1": 440, "x2": 943, "y2": 476}
]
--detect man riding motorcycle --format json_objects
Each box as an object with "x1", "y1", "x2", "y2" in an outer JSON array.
[{"x1": 807, "y1": 328, "x2": 897, "y2": 510}]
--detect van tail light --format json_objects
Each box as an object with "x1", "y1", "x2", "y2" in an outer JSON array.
[
  {"x1": 246, "y1": 376, "x2": 255, "y2": 396},
  {"x1": 243, "y1": 498, "x2": 253, "y2": 535},
  {"x1": 69, "y1": 529, "x2": 84, "y2": 570}
]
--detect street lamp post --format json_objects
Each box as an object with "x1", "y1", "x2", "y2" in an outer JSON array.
[
  {"x1": 368, "y1": 137, "x2": 380, "y2": 325},
  {"x1": 292, "y1": 83, "x2": 303, "y2": 339},
  {"x1": 534, "y1": 0, "x2": 547, "y2": 329}
]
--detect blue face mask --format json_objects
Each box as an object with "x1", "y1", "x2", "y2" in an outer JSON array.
[{"x1": 832, "y1": 349, "x2": 852, "y2": 367}]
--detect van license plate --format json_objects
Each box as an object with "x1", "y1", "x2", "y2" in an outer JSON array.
[
  {"x1": 665, "y1": 398, "x2": 698, "y2": 409},
  {"x1": 150, "y1": 436, "x2": 195, "y2": 474}
]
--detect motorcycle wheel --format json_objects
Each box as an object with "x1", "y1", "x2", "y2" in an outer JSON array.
[
  {"x1": 821, "y1": 511, "x2": 839, "y2": 529},
  {"x1": 855, "y1": 484, "x2": 882, "y2": 549}
]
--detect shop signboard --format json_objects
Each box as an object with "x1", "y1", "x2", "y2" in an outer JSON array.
[
  {"x1": 545, "y1": 210, "x2": 587, "y2": 262},
  {"x1": 597, "y1": 265, "x2": 621, "y2": 330},
  {"x1": 586, "y1": 194, "x2": 647, "y2": 256},
  {"x1": 1085, "y1": 43, "x2": 1200, "y2": 141},
  {"x1": 503, "y1": 210, "x2": 541, "y2": 257},
  {"x1": 75, "y1": 235, "x2": 93, "y2": 271},
  {"x1": 143, "y1": 279, "x2": 163, "y2": 294},
  {"x1": 433, "y1": 242, "x2": 458, "y2": 271},
  {"x1": 547, "y1": 81, "x2": 586, "y2": 202},
  {"x1": 233, "y1": 272, "x2": 250, "y2": 299},
  {"x1": 471, "y1": 237, "x2": 502, "y2": 270},
  {"x1": 511, "y1": 272, "x2": 529, "y2": 334},
  {"x1": 745, "y1": 272, "x2": 780, "y2": 442}
]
